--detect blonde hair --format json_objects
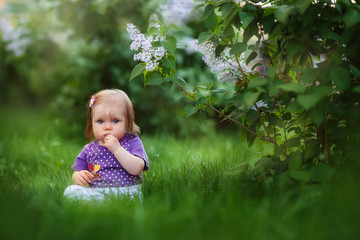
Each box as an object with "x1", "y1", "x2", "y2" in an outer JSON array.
[{"x1": 85, "y1": 89, "x2": 140, "y2": 142}]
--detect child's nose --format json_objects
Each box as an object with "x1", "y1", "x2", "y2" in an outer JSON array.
[{"x1": 104, "y1": 122, "x2": 112, "y2": 130}]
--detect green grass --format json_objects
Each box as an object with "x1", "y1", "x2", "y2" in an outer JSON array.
[{"x1": 0, "y1": 108, "x2": 359, "y2": 240}]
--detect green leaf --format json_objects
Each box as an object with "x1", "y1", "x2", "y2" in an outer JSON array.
[
  {"x1": 267, "y1": 65, "x2": 277, "y2": 79},
  {"x1": 282, "y1": 112, "x2": 292, "y2": 120},
  {"x1": 277, "y1": 83, "x2": 305, "y2": 93},
  {"x1": 288, "y1": 171, "x2": 309, "y2": 182},
  {"x1": 197, "y1": 110, "x2": 207, "y2": 124},
  {"x1": 226, "y1": 163, "x2": 249, "y2": 176},
  {"x1": 243, "y1": 21, "x2": 258, "y2": 43},
  {"x1": 160, "y1": 26, "x2": 167, "y2": 35},
  {"x1": 285, "y1": 137, "x2": 301, "y2": 148},
  {"x1": 163, "y1": 56, "x2": 176, "y2": 71},
  {"x1": 175, "y1": 108, "x2": 186, "y2": 119},
  {"x1": 167, "y1": 23, "x2": 181, "y2": 31},
  {"x1": 223, "y1": 9, "x2": 237, "y2": 30},
  {"x1": 253, "y1": 158, "x2": 273, "y2": 173},
  {"x1": 192, "y1": 4, "x2": 204, "y2": 15},
  {"x1": 198, "y1": 32, "x2": 214, "y2": 44},
  {"x1": 177, "y1": 75, "x2": 187, "y2": 84},
  {"x1": 244, "y1": 91, "x2": 260, "y2": 107},
  {"x1": 239, "y1": 10, "x2": 255, "y2": 29},
  {"x1": 196, "y1": 96, "x2": 207, "y2": 105},
  {"x1": 260, "y1": 15, "x2": 276, "y2": 34},
  {"x1": 297, "y1": 95, "x2": 318, "y2": 110},
  {"x1": 288, "y1": 151, "x2": 302, "y2": 171},
  {"x1": 344, "y1": 8, "x2": 360, "y2": 29},
  {"x1": 330, "y1": 67, "x2": 350, "y2": 91},
  {"x1": 274, "y1": 5, "x2": 295, "y2": 24},
  {"x1": 205, "y1": 11, "x2": 219, "y2": 30},
  {"x1": 151, "y1": 41, "x2": 161, "y2": 48},
  {"x1": 202, "y1": 4, "x2": 216, "y2": 19},
  {"x1": 288, "y1": 41, "x2": 305, "y2": 58},
  {"x1": 304, "y1": 139, "x2": 320, "y2": 161},
  {"x1": 147, "y1": 73, "x2": 163, "y2": 85},
  {"x1": 212, "y1": 88, "x2": 229, "y2": 93},
  {"x1": 221, "y1": 3, "x2": 234, "y2": 19},
  {"x1": 246, "y1": 110, "x2": 260, "y2": 126},
  {"x1": 287, "y1": 101, "x2": 302, "y2": 112},
  {"x1": 309, "y1": 164, "x2": 333, "y2": 183},
  {"x1": 246, "y1": 51, "x2": 258, "y2": 65},
  {"x1": 129, "y1": 63, "x2": 146, "y2": 81},
  {"x1": 308, "y1": 108, "x2": 324, "y2": 126},
  {"x1": 161, "y1": 36, "x2": 177, "y2": 54},
  {"x1": 165, "y1": 74, "x2": 177, "y2": 83},
  {"x1": 263, "y1": 6, "x2": 276, "y2": 17},
  {"x1": 297, "y1": 86, "x2": 332, "y2": 110},
  {"x1": 146, "y1": 27, "x2": 160, "y2": 38},
  {"x1": 215, "y1": 44, "x2": 226, "y2": 57},
  {"x1": 223, "y1": 26, "x2": 234, "y2": 38},
  {"x1": 327, "y1": 30, "x2": 340, "y2": 41},
  {"x1": 268, "y1": 114, "x2": 281, "y2": 126},
  {"x1": 301, "y1": 69, "x2": 317, "y2": 83},
  {"x1": 184, "y1": 104, "x2": 198, "y2": 117},
  {"x1": 230, "y1": 42, "x2": 247, "y2": 55},
  {"x1": 247, "y1": 77, "x2": 268, "y2": 89},
  {"x1": 299, "y1": 0, "x2": 312, "y2": 13}
]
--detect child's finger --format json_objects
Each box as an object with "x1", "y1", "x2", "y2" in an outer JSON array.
[
  {"x1": 76, "y1": 176, "x2": 87, "y2": 186},
  {"x1": 85, "y1": 171, "x2": 94, "y2": 178},
  {"x1": 79, "y1": 178, "x2": 88, "y2": 186},
  {"x1": 82, "y1": 173, "x2": 92, "y2": 183}
]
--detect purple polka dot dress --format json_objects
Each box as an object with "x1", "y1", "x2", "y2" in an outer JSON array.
[{"x1": 71, "y1": 133, "x2": 149, "y2": 188}]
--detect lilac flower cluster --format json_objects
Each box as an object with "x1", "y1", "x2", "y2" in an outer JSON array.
[
  {"x1": 160, "y1": 0, "x2": 195, "y2": 26},
  {"x1": 0, "y1": 19, "x2": 31, "y2": 57},
  {"x1": 191, "y1": 40, "x2": 252, "y2": 82},
  {"x1": 126, "y1": 15, "x2": 167, "y2": 72}
]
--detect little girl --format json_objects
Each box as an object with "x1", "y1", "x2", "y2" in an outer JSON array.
[{"x1": 64, "y1": 89, "x2": 149, "y2": 201}]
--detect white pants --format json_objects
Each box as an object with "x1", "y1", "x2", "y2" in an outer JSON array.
[{"x1": 63, "y1": 184, "x2": 143, "y2": 201}]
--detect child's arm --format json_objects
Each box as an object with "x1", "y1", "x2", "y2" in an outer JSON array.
[
  {"x1": 72, "y1": 170, "x2": 94, "y2": 186},
  {"x1": 103, "y1": 134, "x2": 145, "y2": 175}
]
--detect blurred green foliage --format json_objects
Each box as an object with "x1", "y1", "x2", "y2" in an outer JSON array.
[
  {"x1": 130, "y1": 0, "x2": 360, "y2": 185},
  {"x1": 0, "y1": 0, "x2": 223, "y2": 138}
]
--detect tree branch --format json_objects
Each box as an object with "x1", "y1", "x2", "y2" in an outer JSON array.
[
  {"x1": 175, "y1": 82, "x2": 269, "y2": 143},
  {"x1": 254, "y1": 104, "x2": 288, "y2": 159}
]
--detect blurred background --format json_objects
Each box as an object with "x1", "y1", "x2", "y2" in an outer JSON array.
[
  {"x1": 1, "y1": 2, "x2": 359, "y2": 239},
  {"x1": 0, "y1": 0, "x2": 233, "y2": 141}
]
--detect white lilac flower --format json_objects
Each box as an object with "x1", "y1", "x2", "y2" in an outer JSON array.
[
  {"x1": 160, "y1": 0, "x2": 195, "y2": 26},
  {"x1": 252, "y1": 100, "x2": 268, "y2": 110},
  {"x1": 0, "y1": 19, "x2": 31, "y2": 57},
  {"x1": 127, "y1": 15, "x2": 168, "y2": 72},
  {"x1": 191, "y1": 40, "x2": 252, "y2": 82},
  {"x1": 148, "y1": 14, "x2": 162, "y2": 30},
  {"x1": 177, "y1": 36, "x2": 196, "y2": 54}
]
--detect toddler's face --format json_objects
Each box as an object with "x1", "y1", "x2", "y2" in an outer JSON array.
[{"x1": 91, "y1": 101, "x2": 126, "y2": 144}]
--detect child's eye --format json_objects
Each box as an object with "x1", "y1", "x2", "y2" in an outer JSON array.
[
  {"x1": 113, "y1": 119, "x2": 119, "y2": 123},
  {"x1": 97, "y1": 120, "x2": 103, "y2": 123}
]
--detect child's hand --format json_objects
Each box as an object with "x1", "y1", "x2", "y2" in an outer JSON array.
[
  {"x1": 72, "y1": 170, "x2": 94, "y2": 186},
  {"x1": 103, "y1": 134, "x2": 121, "y2": 153}
]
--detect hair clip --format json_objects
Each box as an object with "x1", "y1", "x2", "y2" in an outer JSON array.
[{"x1": 89, "y1": 95, "x2": 96, "y2": 108}]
